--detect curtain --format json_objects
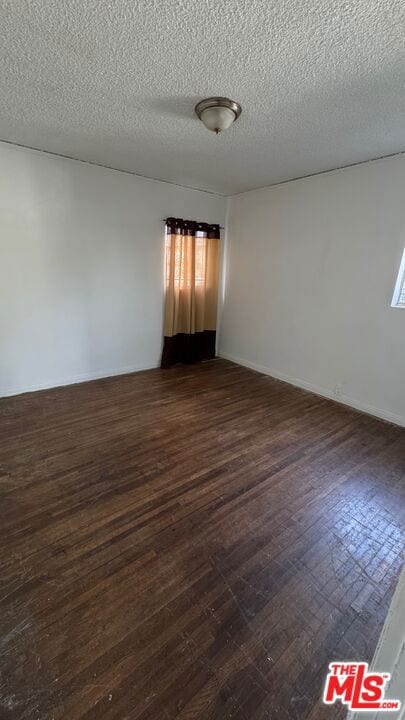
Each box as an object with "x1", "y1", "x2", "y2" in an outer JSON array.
[{"x1": 161, "y1": 217, "x2": 220, "y2": 368}]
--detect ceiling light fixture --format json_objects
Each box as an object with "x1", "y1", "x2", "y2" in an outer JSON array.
[{"x1": 195, "y1": 97, "x2": 242, "y2": 134}]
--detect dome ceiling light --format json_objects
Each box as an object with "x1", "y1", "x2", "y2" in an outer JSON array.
[{"x1": 195, "y1": 97, "x2": 242, "y2": 135}]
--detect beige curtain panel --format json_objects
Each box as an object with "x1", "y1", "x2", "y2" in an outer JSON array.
[{"x1": 161, "y1": 218, "x2": 220, "y2": 367}]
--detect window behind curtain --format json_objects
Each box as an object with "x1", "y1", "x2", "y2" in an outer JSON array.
[
  {"x1": 161, "y1": 218, "x2": 220, "y2": 367},
  {"x1": 165, "y1": 231, "x2": 207, "y2": 290}
]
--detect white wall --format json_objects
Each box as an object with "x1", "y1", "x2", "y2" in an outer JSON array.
[
  {"x1": 219, "y1": 154, "x2": 405, "y2": 426},
  {"x1": 0, "y1": 142, "x2": 225, "y2": 396}
]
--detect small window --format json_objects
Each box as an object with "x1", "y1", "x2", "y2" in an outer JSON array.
[{"x1": 391, "y1": 248, "x2": 405, "y2": 308}]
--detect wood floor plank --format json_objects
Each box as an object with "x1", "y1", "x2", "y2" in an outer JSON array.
[{"x1": 0, "y1": 359, "x2": 404, "y2": 719}]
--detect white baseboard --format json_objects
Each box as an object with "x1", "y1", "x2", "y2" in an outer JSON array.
[
  {"x1": 3, "y1": 353, "x2": 404, "y2": 428},
  {"x1": 0, "y1": 361, "x2": 159, "y2": 398},
  {"x1": 218, "y1": 351, "x2": 405, "y2": 428}
]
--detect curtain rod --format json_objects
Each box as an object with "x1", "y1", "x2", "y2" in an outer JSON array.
[{"x1": 162, "y1": 220, "x2": 225, "y2": 229}]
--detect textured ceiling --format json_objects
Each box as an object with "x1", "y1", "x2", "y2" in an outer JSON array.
[{"x1": 1, "y1": 0, "x2": 405, "y2": 195}]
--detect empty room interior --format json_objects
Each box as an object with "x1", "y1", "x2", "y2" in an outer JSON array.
[{"x1": 1, "y1": 1, "x2": 405, "y2": 719}]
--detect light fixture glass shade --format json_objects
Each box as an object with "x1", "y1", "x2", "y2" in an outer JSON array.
[
  {"x1": 195, "y1": 97, "x2": 242, "y2": 134},
  {"x1": 200, "y1": 106, "x2": 236, "y2": 133}
]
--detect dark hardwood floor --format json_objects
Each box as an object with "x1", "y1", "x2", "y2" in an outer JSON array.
[{"x1": 0, "y1": 359, "x2": 404, "y2": 720}]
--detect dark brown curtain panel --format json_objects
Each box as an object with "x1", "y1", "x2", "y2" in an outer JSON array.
[{"x1": 161, "y1": 217, "x2": 220, "y2": 368}]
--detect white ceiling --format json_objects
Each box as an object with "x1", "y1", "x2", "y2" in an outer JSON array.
[{"x1": 1, "y1": 0, "x2": 404, "y2": 195}]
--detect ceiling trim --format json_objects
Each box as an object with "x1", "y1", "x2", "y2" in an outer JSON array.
[
  {"x1": 230, "y1": 149, "x2": 405, "y2": 196},
  {"x1": 0, "y1": 138, "x2": 226, "y2": 197},
  {"x1": 1, "y1": 138, "x2": 405, "y2": 198}
]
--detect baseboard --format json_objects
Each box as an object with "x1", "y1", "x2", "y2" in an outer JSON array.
[
  {"x1": 218, "y1": 351, "x2": 405, "y2": 428},
  {"x1": 3, "y1": 354, "x2": 404, "y2": 428},
  {"x1": 0, "y1": 361, "x2": 159, "y2": 398}
]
